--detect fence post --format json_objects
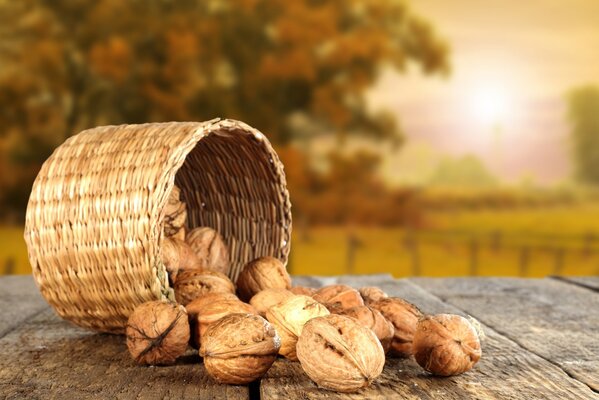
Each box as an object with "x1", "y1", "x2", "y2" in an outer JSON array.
[
  {"x1": 403, "y1": 230, "x2": 421, "y2": 277},
  {"x1": 552, "y1": 248, "x2": 565, "y2": 276},
  {"x1": 518, "y1": 246, "x2": 530, "y2": 277},
  {"x1": 469, "y1": 238, "x2": 479, "y2": 276},
  {"x1": 491, "y1": 230, "x2": 502, "y2": 252},
  {"x1": 346, "y1": 234, "x2": 360, "y2": 274},
  {"x1": 3, "y1": 257, "x2": 15, "y2": 275},
  {"x1": 583, "y1": 233, "x2": 595, "y2": 257}
]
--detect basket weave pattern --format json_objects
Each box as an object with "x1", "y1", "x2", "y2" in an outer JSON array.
[{"x1": 24, "y1": 119, "x2": 291, "y2": 333}]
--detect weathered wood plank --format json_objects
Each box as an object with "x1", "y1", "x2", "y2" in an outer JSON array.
[
  {"x1": 412, "y1": 277, "x2": 599, "y2": 393},
  {"x1": 261, "y1": 276, "x2": 598, "y2": 399},
  {"x1": 0, "y1": 275, "x2": 48, "y2": 338},
  {"x1": 554, "y1": 276, "x2": 599, "y2": 292},
  {"x1": 0, "y1": 308, "x2": 248, "y2": 400}
]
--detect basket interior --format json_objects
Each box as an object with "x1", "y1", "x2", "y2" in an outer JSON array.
[{"x1": 173, "y1": 129, "x2": 290, "y2": 281}]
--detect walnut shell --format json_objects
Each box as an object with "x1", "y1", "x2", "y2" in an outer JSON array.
[
  {"x1": 250, "y1": 288, "x2": 295, "y2": 317},
  {"x1": 236, "y1": 256, "x2": 291, "y2": 301},
  {"x1": 126, "y1": 301, "x2": 190, "y2": 365},
  {"x1": 164, "y1": 186, "x2": 187, "y2": 236},
  {"x1": 290, "y1": 286, "x2": 316, "y2": 296},
  {"x1": 359, "y1": 286, "x2": 388, "y2": 304},
  {"x1": 185, "y1": 292, "x2": 239, "y2": 347},
  {"x1": 413, "y1": 314, "x2": 482, "y2": 376},
  {"x1": 338, "y1": 306, "x2": 395, "y2": 353},
  {"x1": 174, "y1": 269, "x2": 235, "y2": 306},
  {"x1": 312, "y1": 284, "x2": 364, "y2": 312},
  {"x1": 168, "y1": 238, "x2": 203, "y2": 272},
  {"x1": 296, "y1": 314, "x2": 385, "y2": 393},
  {"x1": 200, "y1": 313, "x2": 281, "y2": 385},
  {"x1": 265, "y1": 295, "x2": 330, "y2": 360},
  {"x1": 370, "y1": 297, "x2": 423, "y2": 357},
  {"x1": 161, "y1": 237, "x2": 180, "y2": 283},
  {"x1": 193, "y1": 299, "x2": 257, "y2": 348},
  {"x1": 186, "y1": 227, "x2": 230, "y2": 275}
]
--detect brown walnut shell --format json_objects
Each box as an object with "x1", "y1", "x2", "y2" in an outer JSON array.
[
  {"x1": 236, "y1": 256, "x2": 291, "y2": 301},
  {"x1": 185, "y1": 292, "x2": 239, "y2": 347},
  {"x1": 413, "y1": 314, "x2": 482, "y2": 376},
  {"x1": 265, "y1": 295, "x2": 329, "y2": 360},
  {"x1": 174, "y1": 269, "x2": 235, "y2": 306},
  {"x1": 161, "y1": 237, "x2": 180, "y2": 283},
  {"x1": 186, "y1": 227, "x2": 230, "y2": 275},
  {"x1": 164, "y1": 186, "x2": 187, "y2": 236},
  {"x1": 370, "y1": 297, "x2": 423, "y2": 357},
  {"x1": 312, "y1": 284, "x2": 364, "y2": 312},
  {"x1": 296, "y1": 314, "x2": 385, "y2": 393},
  {"x1": 126, "y1": 301, "x2": 190, "y2": 365},
  {"x1": 338, "y1": 306, "x2": 395, "y2": 353},
  {"x1": 168, "y1": 238, "x2": 203, "y2": 272},
  {"x1": 359, "y1": 286, "x2": 388, "y2": 304},
  {"x1": 193, "y1": 299, "x2": 257, "y2": 348},
  {"x1": 290, "y1": 286, "x2": 316, "y2": 296},
  {"x1": 250, "y1": 288, "x2": 295, "y2": 317},
  {"x1": 200, "y1": 313, "x2": 281, "y2": 385}
]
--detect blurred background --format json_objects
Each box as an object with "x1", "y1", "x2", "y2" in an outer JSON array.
[{"x1": 1, "y1": 0, "x2": 599, "y2": 278}]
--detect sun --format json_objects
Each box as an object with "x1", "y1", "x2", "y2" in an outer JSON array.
[{"x1": 467, "y1": 85, "x2": 512, "y2": 126}]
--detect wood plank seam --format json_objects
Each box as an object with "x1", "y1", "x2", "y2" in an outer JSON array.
[
  {"x1": 410, "y1": 279, "x2": 599, "y2": 395},
  {"x1": 0, "y1": 305, "x2": 48, "y2": 339},
  {"x1": 550, "y1": 276, "x2": 599, "y2": 294}
]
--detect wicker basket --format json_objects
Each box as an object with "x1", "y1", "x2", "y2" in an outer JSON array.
[{"x1": 24, "y1": 119, "x2": 292, "y2": 333}]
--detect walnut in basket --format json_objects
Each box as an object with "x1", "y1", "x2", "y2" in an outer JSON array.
[
  {"x1": 186, "y1": 227, "x2": 230, "y2": 275},
  {"x1": 236, "y1": 256, "x2": 291, "y2": 302},
  {"x1": 164, "y1": 185, "x2": 187, "y2": 238},
  {"x1": 174, "y1": 269, "x2": 235, "y2": 306}
]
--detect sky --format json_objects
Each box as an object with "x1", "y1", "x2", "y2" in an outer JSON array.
[{"x1": 369, "y1": 0, "x2": 599, "y2": 184}]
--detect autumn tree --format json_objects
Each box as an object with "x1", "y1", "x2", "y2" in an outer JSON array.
[
  {"x1": 567, "y1": 85, "x2": 599, "y2": 184},
  {"x1": 0, "y1": 0, "x2": 448, "y2": 217}
]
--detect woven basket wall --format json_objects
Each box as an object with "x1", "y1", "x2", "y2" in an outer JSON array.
[{"x1": 24, "y1": 118, "x2": 292, "y2": 333}]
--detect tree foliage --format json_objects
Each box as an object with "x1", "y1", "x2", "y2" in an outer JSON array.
[
  {"x1": 0, "y1": 0, "x2": 448, "y2": 217},
  {"x1": 567, "y1": 85, "x2": 599, "y2": 184}
]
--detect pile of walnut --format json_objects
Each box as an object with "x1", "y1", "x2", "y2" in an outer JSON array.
[{"x1": 125, "y1": 186, "x2": 483, "y2": 393}]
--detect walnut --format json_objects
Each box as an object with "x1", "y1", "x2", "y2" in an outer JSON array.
[
  {"x1": 290, "y1": 286, "x2": 316, "y2": 296},
  {"x1": 413, "y1": 314, "x2": 482, "y2": 376},
  {"x1": 168, "y1": 238, "x2": 203, "y2": 272},
  {"x1": 199, "y1": 313, "x2": 280, "y2": 385},
  {"x1": 249, "y1": 288, "x2": 295, "y2": 317},
  {"x1": 312, "y1": 284, "x2": 364, "y2": 312},
  {"x1": 370, "y1": 297, "x2": 423, "y2": 357},
  {"x1": 337, "y1": 306, "x2": 395, "y2": 353},
  {"x1": 174, "y1": 269, "x2": 235, "y2": 306},
  {"x1": 193, "y1": 299, "x2": 257, "y2": 348},
  {"x1": 296, "y1": 314, "x2": 385, "y2": 393},
  {"x1": 185, "y1": 292, "x2": 239, "y2": 347},
  {"x1": 186, "y1": 227, "x2": 230, "y2": 275},
  {"x1": 359, "y1": 286, "x2": 388, "y2": 304},
  {"x1": 164, "y1": 185, "x2": 187, "y2": 237},
  {"x1": 265, "y1": 295, "x2": 329, "y2": 360},
  {"x1": 126, "y1": 301, "x2": 189, "y2": 365},
  {"x1": 236, "y1": 256, "x2": 291, "y2": 301},
  {"x1": 161, "y1": 237, "x2": 180, "y2": 284}
]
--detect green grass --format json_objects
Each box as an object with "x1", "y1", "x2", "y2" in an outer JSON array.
[{"x1": 4, "y1": 204, "x2": 599, "y2": 277}]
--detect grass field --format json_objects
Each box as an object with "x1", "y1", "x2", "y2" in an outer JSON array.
[{"x1": 3, "y1": 204, "x2": 599, "y2": 277}]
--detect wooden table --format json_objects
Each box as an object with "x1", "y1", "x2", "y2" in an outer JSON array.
[{"x1": 1, "y1": 274, "x2": 598, "y2": 399}]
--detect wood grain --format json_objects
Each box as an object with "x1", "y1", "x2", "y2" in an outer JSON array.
[
  {"x1": 0, "y1": 308, "x2": 248, "y2": 400},
  {"x1": 412, "y1": 277, "x2": 599, "y2": 393},
  {"x1": 261, "y1": 275, "x2": 598, "y2": 399},
  {"x1": 0, "y1": 275, "x2": 48, "y2": 338},
  {"x1": 554, "y1": 276, "x2": 599, "y2": 292}
]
